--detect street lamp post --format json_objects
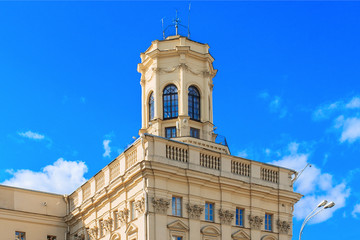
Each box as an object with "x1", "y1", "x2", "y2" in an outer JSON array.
[{"x1": 299, "y1": 200, "x2": 335, "y2": 240}]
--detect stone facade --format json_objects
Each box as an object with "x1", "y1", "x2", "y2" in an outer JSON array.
[{"x1": 0, "y1": 35, "x2": 302, "y2": 240}]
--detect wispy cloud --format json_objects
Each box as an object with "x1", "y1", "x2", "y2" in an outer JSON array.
[
  {"x1": 2, "y1": 158, "x2": 88, "y2": 194},
  {"x1": 259, "y1": 91, "x2": 287, "y2": 118},
  {"x1": 237, "y1": 150, "x2": 248, "y2": 158},
  {"x1": 313, "y1": 96, "x2": 360, "y2": 143},
  {"x1": 270, "y1": 142, "x2": 350, "y2": 224},
  {"x1": 103, "y1": 139, "x2": 111, "y2": 157},
  {"x1": 352, "y1": 204, "x2": 360, "y2": 218},
  {"x1": 18, "y1": 130, "x2": 45, "y2": 140}
]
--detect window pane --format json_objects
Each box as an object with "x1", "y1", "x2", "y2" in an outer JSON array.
[
  {"x1": 188, "y1": 86, "x2": 200, "y2": 120},
  {"x1": 163, "y1": 85, "x2": 178, "y2": 119}
]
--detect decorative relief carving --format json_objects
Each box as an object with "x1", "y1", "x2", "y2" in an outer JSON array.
[
  {"x1": 248, "y1": 215, "x2": 263, "y2": 230},
  {"x1": 186, "y1": 203, "x2": 204, "y2": 219},
  {"x1": 219, "y1": 209, "x2": 234, "y2": 225},
  {"x1": 277, "y1": 220, "x2": 291, "y2": 234},
  {"x1": 74, "y1": 231, "x2": 85, "y2": 240},
  {"x1": 104, "y1": 218, "x2": 113, "y2": 232},
  {"x1": 86, "y1": 227, "x2": 98, "y2": 240},
  {"x1": 135, "y1": 197, "x2": 146, "y2": 214},
  {"x1": 118, "y1": 208, "x2": 129, "y2": 224},
  {"x1": 152, "y1": 197, "x2": 170, "y2": 214}
]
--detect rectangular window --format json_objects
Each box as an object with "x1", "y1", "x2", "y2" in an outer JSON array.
[
  {"x1": 131, "y1": 201, "x2": 136, "y2": 220},
  {"x1": 15, "y1": 232, "x2": 25, "y2": 240},
  {"x1": 172, "y1": 237, "x2": 183, "y2": 240},
  {"x1": 265, "y1": 213, "x2": 272, "y2": 231},
  {"x1": 165, "y1": 127, "x2": 177, "y2": 138},
  {"x1": 190, "y1": 128, "x2": 200, "y2": 138},
  {"x1": 172, "y1": 196, "x2": 182, "y2": 216},
  {"x1": 205, "y1": 202, "x2": 214, "y2": 221},
  {"x1": 235, "y1": 208, "x2": 244, "y2": 226},
  {"x1": 113, "y1": 211, "x2": 119, "y2": 229},
  {"x1": 47, "y1": 236, "x2": 57, "y2": 240}
]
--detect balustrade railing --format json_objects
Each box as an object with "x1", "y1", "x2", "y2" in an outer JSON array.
[
  {"x1": 200, "y1": 152, "x2": 220, "y2": 170},
  {"x1": 231, "y1": 160, "x2": 250, "y2": 177},
  {"x1": 166, "y1": 145, "x2": 188, "y2": 162}
]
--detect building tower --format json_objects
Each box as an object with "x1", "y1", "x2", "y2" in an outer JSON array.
[
  {"x1": 137, "y1": 35, "x2": 226, "y2": 151},
  {"x1": 0, "y1": 34, "x2": 302, "y2": 240}
]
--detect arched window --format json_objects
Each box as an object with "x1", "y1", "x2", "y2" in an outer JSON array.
[
  {"x1": 163, "y1": 84, "x2": 178, "y2": 119},
  {"x1": 149, "y1": 92, "x2": 154, "y2": 121},
  {"x1": 188, "y1": 86, "x2": 200, "y2": 120}
]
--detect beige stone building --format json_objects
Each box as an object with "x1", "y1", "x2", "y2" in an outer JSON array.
[{"x1": 0, "y1": 35, "x2": 301, "y2": 240}]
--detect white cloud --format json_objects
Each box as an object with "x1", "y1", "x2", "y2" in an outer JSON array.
[
  {"x1": 18, "y1": 130, "x2": 45, "y2": 140},
  {"x1": 2, "y1": 158, "x2": 88, "y2": 194},
  {"x1": 346, "y1": 97, "x2": 360, "y2": 109},
  {"x1": 352, "y1": 204, "x2": 360, "y2": 218},
  {"x1": 103, "y1": 139, "x2": 111, "y2": 157},
  {"x1": 237, "y1": 150, "x2": 248, "y2": 158},
  {"x1": 259, "y1": 91, "x2": 287, "y2": 118},
  {"x1": 337, "y1": 117, "x2": 360, "y2": 143},
  {"x1": 270, "y1": 142, "x2": 351, "y2": 224},
  {"x1": 313, "y1": 101, "x2": 340, "y2": 120}
]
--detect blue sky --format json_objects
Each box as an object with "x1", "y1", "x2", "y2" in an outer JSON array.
[{"x1": 1, "y1": 1, "x2": 360, "y2": 239}]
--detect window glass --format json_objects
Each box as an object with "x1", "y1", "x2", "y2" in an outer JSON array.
[
  {"x1": 265, "y1": 213, "x2": 272, "y2": 231},
  {"x1": 205, "y1": 202, "x2": 214, "y2": 221},
  {"x1": 236, "y1": 208, "x2": 244, "y2": 226},
  {"x1": 172, "y1": 196, "x2": 182, "y2": 216},
  {"x1": 188, "y1": 86, "x2": 200, "y2": 120},
  {"x1": 47, "y1": 236, "x2": 57, "y2": 240},
  {"x1": 172, "y1": 237, "x2": 183, "y2": 240},
  {"x1": 15, "y1": 232, "x2": 25, "y2": 240},
  {"x1": 149, "y1": 92, "x2": 154, "y2": 121},
  {"x1": 165, "y1": 127, "x2": 177, "y2": 138},
  {"x1": 163, "y1": 85, "x2": 178, "y2": 119},
  {"x1": 190, "y1": 128, "x2": 200, "y2": 138}
]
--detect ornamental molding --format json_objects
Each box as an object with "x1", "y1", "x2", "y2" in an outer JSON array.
[
  {"x1": 135, "y1": 197, "x2": 146, "y2": 214},
  {"x1": 118, "y1": 208, "x2": 129, "y2": 224},
  {"x1": 219, "y1": 209, "x2": 234, "y2": 225},
  {"x1": 145, "y1": 64, "x2": 214, "y2": 82},
  {"x1": 277, "y1": 220, "x2": 290, "y2": 234},
  {"x1": 186, "y1": 203, "x2": 204, "y2": 219},
  {"x1": 86, "y1": 226, "x2": 98, "y2": 240},
  {"x1": 104, "y1": 218, "x2": 113, "y2": 232},
  {"x1": 152, "y1": 197, "x2": 170, "y2": 214},
  {"x1": 248, "y1": 215, "x2": 263, "y2": 230}
]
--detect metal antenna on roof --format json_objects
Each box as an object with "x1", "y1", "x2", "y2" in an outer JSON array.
[
  {"x1": 161, "y1": 17, "x2": 165, "y2": 40},
  {"x1": 188, "y1": 3, "x2": 191, "y2": 39},
  {"x1": 174, "y1": 10, "x2": 180, "y2": 35}
]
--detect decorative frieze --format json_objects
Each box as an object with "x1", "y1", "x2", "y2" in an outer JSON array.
[
  {"x1": 135, "y1": 197, "x2": 146, "y2": 214},
  {"x1": 248, "y1": 215, "x2": 263, "y2": 230},
  {"x1": 219, "y1": 209, "x2": 234, "y2": 225},
  {"x1": 118, "y1": 208, "x2": 129, "y2": 224},
  {"x1": 86, "y1": 227, "x2": 98, "y2": 240},
  {"x1": 152, "y1": 197, "x2": 170, "y2": 214},
  {"x1": 277, "y1": 220, "x2": 291, "y2": 234},
  {"x1": 186, "y1": 203, "x2": 204, "y2": 219}
]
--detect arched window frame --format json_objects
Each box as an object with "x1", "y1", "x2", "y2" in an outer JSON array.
[
  {"x1": 188, "y1": 86, "x2": 200, "y2": 121},
  {"x1": 149, "y1": 92, "x2": 154, "y2": 121},
  {"x1": 163, "y1": 84, "x2": 178, "y2": 119}
]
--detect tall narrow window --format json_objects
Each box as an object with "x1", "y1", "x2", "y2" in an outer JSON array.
[
  {"x1": 236, "y1": 208, "x2": 244, "y2": 226},
  {"x1": 188, "y1": 86, "x2": 200, "y2": 120},
  {"x1": 265, "y1": 213, "x2": 272, "y2": 231},
  {"x1": 205, "y1": 202, "x2": 214, "y2": 221},
  {"x1": 172, "y1": 237, "x2": 183, "y2": 240},
  {"x1": 149, "y1": 92, "x2": 154, "y2": 121},
  {"x1": 165, "y1": 127, "x2": 177, "y2": 138},
  {"x1": 172, "y1": 196, "x2": 182, "y2": 216},
  {"x1": 15, "y1": 232, "x2": 26, "y2": 240},
  {"x1": 163, "y1": 85, "x2": 178, "y2": 119}
]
